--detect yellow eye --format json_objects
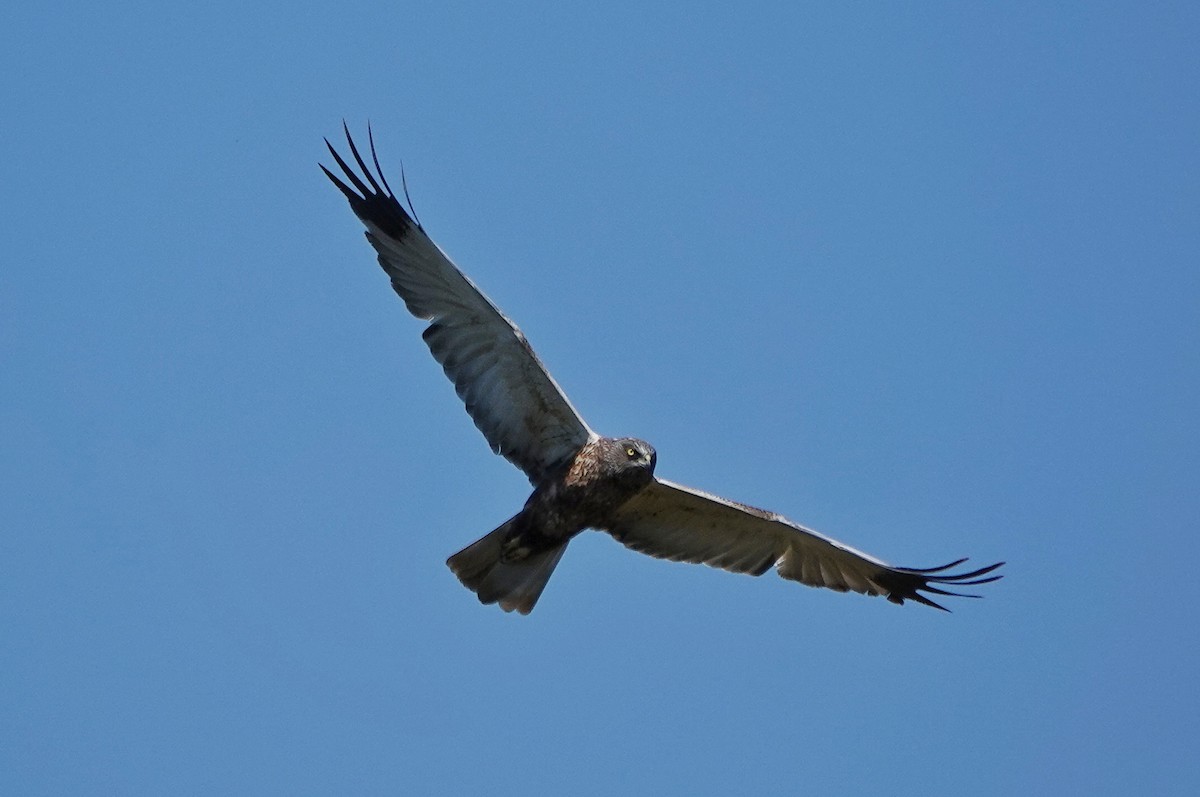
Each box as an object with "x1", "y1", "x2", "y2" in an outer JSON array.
[{"x1": 625, "y1": 446, "x2": 638, "y2": 458}]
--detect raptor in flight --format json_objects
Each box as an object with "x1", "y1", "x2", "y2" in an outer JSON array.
[{"x1": 322, "y1": 125, "x2": 1003, "y2": 614}]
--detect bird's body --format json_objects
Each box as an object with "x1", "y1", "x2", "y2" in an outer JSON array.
[
  {"x1": 446, "y1": 436, "x2": 656, "y2": 612},
  {"x1": 517, "y1": 437, "x2": 658, "y2": 549},
  {"x1": 322, "y1": 125, "x2": 1003, "y2": 614}
]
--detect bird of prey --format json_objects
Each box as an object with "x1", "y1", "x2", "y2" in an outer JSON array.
[{"x1": 321, "y1": 125, "x2": 1003, "y2": 615}]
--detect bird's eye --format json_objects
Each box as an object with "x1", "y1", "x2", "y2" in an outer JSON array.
[{"x1": 625, "y1": 446, "x2": 638, "y2": 459}]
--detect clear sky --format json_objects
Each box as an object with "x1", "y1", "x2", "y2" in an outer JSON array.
[{"x1": 3, "y1": 2, "x2": 1198, "y2": 794}]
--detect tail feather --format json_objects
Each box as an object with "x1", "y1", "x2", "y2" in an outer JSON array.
[{"x1": 446, "y1": 517, "x2": 568, "y2": 615}]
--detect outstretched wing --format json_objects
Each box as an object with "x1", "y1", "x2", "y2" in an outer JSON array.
[
  {"x1": 322, "y1": 124, "x2": 596, "y2": 483},
  {"x1": 604, "y1": 479, "x2": 1003, "y2": 610}
]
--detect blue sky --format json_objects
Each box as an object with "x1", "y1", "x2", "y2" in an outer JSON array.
[{"x1": 3, "y1": 2, "x2": 1198, "y2": 794}]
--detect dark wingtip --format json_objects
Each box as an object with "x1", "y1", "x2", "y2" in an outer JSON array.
[
  {"x1": 320, "y1": 162, "x2": 360, "y2": 204},
  {"x1": 367, "y1": 123, "x2": 397, "y2": 199},
  {"x1": 321, "y1": 123, "x2": 418, "y2": 240},
  {"x1": 902, "y1": 558, "x2": 969, "y2": 574},
  {"x1": 905, "y1": 592, "x2": 952, "y2": 612},
  {"x1": 886, "y1": 558, "x2": 1004, "y2": 612}
]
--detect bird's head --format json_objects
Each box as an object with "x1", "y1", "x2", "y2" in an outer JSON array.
[{"x1": 613, "y1": 437, "x2": 657, "y2": 478}]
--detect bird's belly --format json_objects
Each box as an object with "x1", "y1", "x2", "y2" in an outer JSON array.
[{"x1": 516, "y1": 479, "x2": 649, "y2": 548}]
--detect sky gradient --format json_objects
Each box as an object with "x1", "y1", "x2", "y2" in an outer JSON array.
[{"x1": 3, "y1": 2, "x2": 1198, "y2": 794}]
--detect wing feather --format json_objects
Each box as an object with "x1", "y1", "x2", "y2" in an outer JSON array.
[
  {"x1": 604, "y1": 479, "x2": 1003, "y2": 610},
  {"x1": 323, "y1": 125, "x2": 595, "y2": 482}
]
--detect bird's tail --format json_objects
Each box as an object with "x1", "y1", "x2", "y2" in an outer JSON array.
[{"x1": 446, "y1": 516, "x2": 568, "y2": 615}]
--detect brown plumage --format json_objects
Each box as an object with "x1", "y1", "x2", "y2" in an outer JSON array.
[
  {"x1": 446, "y1": 437, "x2": 655, "y2": 613},
  {"x1": 322, "y1": 124, "x2": 1003, "y2": 614}
]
